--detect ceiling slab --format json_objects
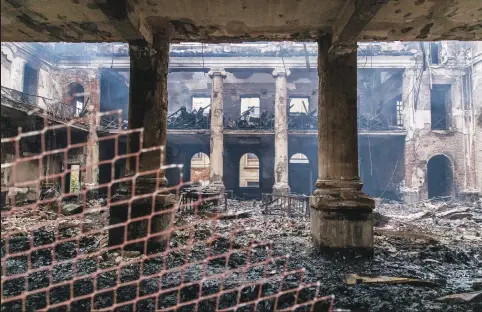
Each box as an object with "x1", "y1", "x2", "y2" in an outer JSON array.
[
  {"x1": 1, "y1": 0, "x2": 481, "y2": 43},
  {"x1": 361, "y1": 0, "x2": 482, "y2": 41},
  {"x1": 1, "y1": 0, "x2": 140, "y2": 42}
]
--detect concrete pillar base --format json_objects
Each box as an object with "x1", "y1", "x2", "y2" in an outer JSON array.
[
  {"x1": 109, "y1": 177, "x2": 175, "y2": 253},
  {"x1": 83, "y1": 183, "x2": 99, "y2": 200},
  {"x1": 401, "y1": 189, "x2": 421, "y2": 204},
  {"x1": 310, "y1": 208, "x2": 374, "y2": 251},
  {"x1": 206, "y1": 181, "x2": 225, "y2": 193},
  {"x1": 272, "y1": 183, "x2": 290, "y2": 195},
  {"x1": 458, "y1": 190, "x2": 480, "y2": 201},
  {"x1": 310, "y1": 180, "x2": 374, "y2": 250}
]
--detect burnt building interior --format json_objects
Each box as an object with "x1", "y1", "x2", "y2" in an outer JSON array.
[
  {"x1": 1, "y1": 1, "x2": 481, "y2": 311},
  {"x1": 3, "y1": 41, "x2": 478, "y2": 201}
]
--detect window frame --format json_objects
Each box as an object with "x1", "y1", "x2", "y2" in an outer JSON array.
[
  {"x1": 240, "y1": 96, "x2": 261, "y2": 117},
  {"x1": 244, "y1": 153, "x2": 259, "y2": 169},
  {"x1": 396, "y1": 100, "x2": 404, "y2": 126},
  {"x1": 289, "y1": 96, "x2": 310, "y2": 113},
  {"x1": 246, "y1": 180, "x2": 260, "y2": 188},
  {"x1": 191, "y1": 96, "x2": 211, "y2": 115}
]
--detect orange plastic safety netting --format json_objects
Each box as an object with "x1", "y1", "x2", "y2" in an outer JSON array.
[{"x1": 1, "y1": 110, "x2": 333, "y2": 311}]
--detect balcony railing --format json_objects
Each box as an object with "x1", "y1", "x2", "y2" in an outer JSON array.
[
  {"x1": 1, "y1": 86, "x2": 80, "y2": 121},
  {"x1": 167, "y1": 106, "x2": 210, "y2": 129}
]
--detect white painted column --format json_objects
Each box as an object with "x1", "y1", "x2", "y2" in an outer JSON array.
[
  {"x1": 272, "y1": 67, "x2": 290, "y2": 194},
  {"x1": 10, "y1": 57, "x2": 27, "y2": 92},
  {"x1": 208, "y1": 68, "x2": 227, "y2": 191}
]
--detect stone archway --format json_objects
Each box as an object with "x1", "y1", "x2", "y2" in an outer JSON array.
[
  {"x1": 239, "y1": 153, "x2": 260, "y2": 188},
  {"x1": 190, "y1": 152, "x2": 210, "y2": 186},
  {"x1": 67, "y1": 82, "x2": 85, "y2": 116},
  {"x1": 427, "y1": 154, "x2": 454, "y2": 199}
]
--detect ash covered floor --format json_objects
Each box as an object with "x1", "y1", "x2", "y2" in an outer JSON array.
[{"x1": 1, "y1": 198, "x2": 481, "y2": 311}]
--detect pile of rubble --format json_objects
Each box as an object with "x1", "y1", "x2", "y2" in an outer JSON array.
[
  {"x1": 1, "y1": 197, "x2": 481, "y2": 311},
  {"x1": 374, "y1": 198, "x2": 481, "y2": 244}
]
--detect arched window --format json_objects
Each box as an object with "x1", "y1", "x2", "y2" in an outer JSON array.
[
  {"x1": 68, "y1": 83, "x2": 85, "y2": 116},
  {"x1": 289, "y1": 153, "x2": 311, "y2": 195},
  {"x1": 239, "y1": 153, "x2": 259, "y2": 187},
  {"x1": 427, "y1": 155, "x2": 453, "y2": 199},
  {"x1": 289, "y1": 153, "x2": 309, "y2": 164},
  {"x1": 191, "y1": 152, "x2": 210, "y2": 186}
]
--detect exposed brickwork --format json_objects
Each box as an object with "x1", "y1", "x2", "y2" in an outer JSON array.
[{"x1": 58, "y1": 68, "x2": 101, "y2": 112}]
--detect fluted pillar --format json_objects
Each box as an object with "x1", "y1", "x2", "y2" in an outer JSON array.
[
  {"x1": 272, "y1": 67, "x2": 290, "y2": 194},
  {"x1": 208, "y1": 68, "x2": 227, "y2": 191},
  {"x1": 310, "y1": 36, "x2": 374, "y2": 253}
]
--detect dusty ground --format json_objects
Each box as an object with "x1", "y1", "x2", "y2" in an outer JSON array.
[{"x1": 1, "y1": 198, "x2": 481, "y2": 311}]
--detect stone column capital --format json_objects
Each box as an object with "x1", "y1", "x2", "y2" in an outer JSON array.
[
  {"x1": 272, "y1": 67, "x2": 291, "y2": 78},
  {"x1": 12, "y1": 56, "x2": 28, "y2": 65},
  {"x1": 208, "y1": 68, "x2": 227, "y2": 79}
]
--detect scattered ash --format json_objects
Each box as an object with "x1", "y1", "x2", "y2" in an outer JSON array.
[{"x1": 1, "y1": 198, "x2": 481, "y2": 311}]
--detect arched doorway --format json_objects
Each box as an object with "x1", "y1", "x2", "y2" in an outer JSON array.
[
  {"x1": 289, "y1": 153, "x2": 311, "y2": 195},
  {"x1": 68, "y1": 83, "x2": 85, "y2": 116},
  {"x1": 190, "y1": 152, "x2": 210, "y2": 186},
  {"x1": 427, "y1": 155, "x2": 453, "y2": 199},
  {"x1": 239, "y1": 153, "x2": 259, "y2": 188}
]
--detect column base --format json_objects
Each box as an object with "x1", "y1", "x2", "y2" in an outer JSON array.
[
  {"x1": 310, "y1": 179, "x2": 374, "y2": 250},
  {"x1": 458, "y1": 189, "x2": 480, "y2": 201},
  {"x1": 205, "y1": 181, "x2": 225, "y2": 194},
  {"x1": 109, "y1": 176, "x2": 175, "y2": 253},
  {"x1": 83, "y1": 183, "x2": 99, "y2": 200},
  {"x1": 401, "y1": 188, "x2": 421, "y2": 204},
  {"x1": 272, "y1": 182, "x2": 290, "y2": 195}
]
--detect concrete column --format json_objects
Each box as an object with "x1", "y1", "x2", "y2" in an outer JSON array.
[
  {"x1": 272, "y1": 68, "x2": 291, "y2": 195},
  {"x1": 10, "y1": 57, "x2": 27, "y2": 92},
  {"x1": 472, "y1": 42, "x2": 482, "y2": 196},
  {"x1": 83, "y1": 103, "x2": 99, "y2": 198},
  {"x1": 401, "y1": 68, "x2": 421, "y2": 203},
  {"x1": 124, "y1": 37, "x2": 170, "y2": 188},
  {"x1": 208, "y1": 68, "x2": 226, "y2": 191},
  {"x1": 110, "y1": 36, "x2": 174, "y2": 252},
  {"x1": 310, "y1": 37, "x2": 374, "y2": 253}
]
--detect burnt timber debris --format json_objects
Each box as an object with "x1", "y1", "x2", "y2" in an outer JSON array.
[{"x1": 167, "y1": 105, "x2": 210, "y2": 129}]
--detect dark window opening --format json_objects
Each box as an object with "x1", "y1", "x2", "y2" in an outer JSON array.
[
  {"x1": 100, "y1": 70, "x2": 129, "y2": 119},
  {"x1": 23, "y1": 64, "x2": 38, "y2": 103},
  {"x1": 427, "y1": 155, "x2": 453, "y2": 199},
  {"x1": 289, "y1": 153, "x2": 312, "y2": 195},
  {"x1": 430, "y1": 43, "x2": 440, "y2": 64},
  {"x1": 68, "y1": 83, "x2": 85, "y2": 116},
  {"x1": 431, "y1": 84, "x2": 451, "y2": 130}
]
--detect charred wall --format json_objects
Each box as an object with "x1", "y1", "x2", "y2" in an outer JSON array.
[{"x1": 359, "y1": 136, "x2": 405, "y2": 200}]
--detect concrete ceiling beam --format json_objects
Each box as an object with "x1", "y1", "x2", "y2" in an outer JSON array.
[{"x1": 331, "y1": 0, "x2": 389, "y2": 54}]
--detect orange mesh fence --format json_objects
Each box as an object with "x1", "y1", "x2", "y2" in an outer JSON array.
[{"x1": 1, "y1": 110, "x2": 334, "y2": 311}]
